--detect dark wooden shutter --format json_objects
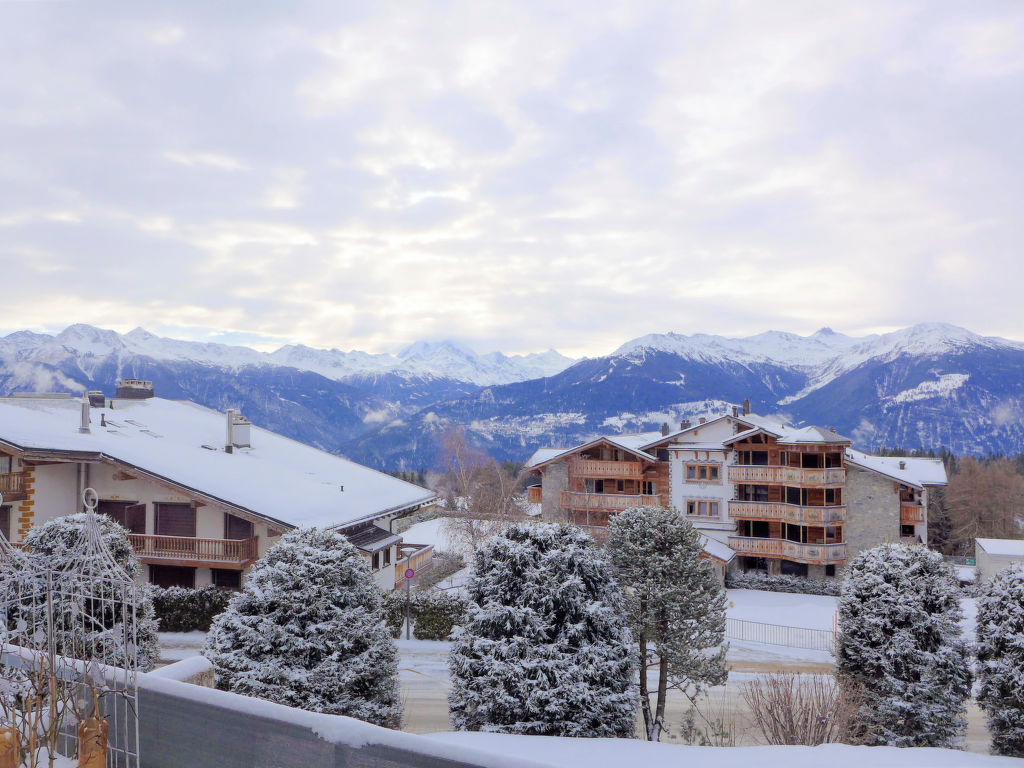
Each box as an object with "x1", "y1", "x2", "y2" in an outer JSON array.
[
  {"x1": 124, "y1": 503, "x2": 146, "y2": 534},
  {"x1": 154, "y1": 503, "x2": 196, "y2": 537},
  {"x1": 224, "y1": 513, "x2": 254, "y2": 541},
  {"x1": 0, "y1": 506, "x2": 9, "y2": 541},
  {"x1": 149, "y1": 565, "x2": 196, "y2": 589}
]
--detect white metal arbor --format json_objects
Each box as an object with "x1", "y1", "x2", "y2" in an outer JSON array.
[{"x1": 0, "y1": 488, "x2": 142, "y2": 767}]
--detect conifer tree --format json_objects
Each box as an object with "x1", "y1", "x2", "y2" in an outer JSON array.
[
  {"x1": 205, "y1": 528, "x2": 402, "y2": 727},
  {"x1": 976, "y1": 563, "x2": 1024, "y2": 757},
  {"x1": 448, "y1": 523, "x2": 636, "y2": 737},
  {"x1": 608, "y1": 506, "x2": 727, "y2": 741},
  {"x1": 836, "y1": 544, "x2": 970, "y2": 747}
]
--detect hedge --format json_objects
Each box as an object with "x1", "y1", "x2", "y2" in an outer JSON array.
[
  {"x1": 725, "y1": 571, "x2": 842, "y2": 596},
  {"x1": 381, "y1": 588, "x2": 467, "y2": 640},
  {"x1": 152, "y1": 585, "x2": 235, "y2": 632}
]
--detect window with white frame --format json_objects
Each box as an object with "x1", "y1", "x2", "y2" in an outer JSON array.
[
  {"x1": 684, "y1": 463, "x2": 721, "y2": 482},
  {"x1": 685, "y1": 500, "x2": 720, "y2": 517}
]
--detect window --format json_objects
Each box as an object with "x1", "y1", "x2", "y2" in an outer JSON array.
[
  {"x1": 0, "y1": 456, "x2": 11, "y2": 474},
  {"x1": 154, "y1": 503, "x2": 196, "y2": 537},
  {"x1": 584, "y1": 478, "x2": 605, "y2": 494},
  {"x1": 98, "y1": 500, "x2": 146, "y2": 534},
  {"x1": 901, "y1": 525, "x2": 916, "y2": 538},
  {"x1": 224, "y1": 513, "x2": 254, "y2": 540},
  {"x1": 641, "y1": 481, "x2": 657, "y2": 495},
  {"x1": 825, "y1": 565, "x2": 836, "y2": 577},
  {"x1": 149, "y1": 565, "x2": 195, "y2": 589},
  {"x1": 212, "y1": 569, "x2": 242, "y2": 590},
  {"x1": 686, "y1": 501, "x2": 720, "y2": 517},
  {"x1": 382, "y1": 547, "x2": 392, "y2": 567},
  {"x1": 684, "y1": 463, "x2": 721, "y2": 483},
  {"x1": 0, "y1": 506, "x2": 9, "y2": 541}
]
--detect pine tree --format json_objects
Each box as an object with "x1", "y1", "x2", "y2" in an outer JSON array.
[
  {"x1": 608, "y1": 506, "x2": 728, "y2": 741},
  {"x1": 205, "y1": 528, "x2": 402, "y2": 727},
  {"x1": 976, "y1": 563, "x2": 1024, "y2": 756},
  {"x1": 835, "y1": 543, "x2": 971, "y2": 747},
  {"x1": 448, "y1": 523, "x2": 636, "y2": 737},
  {"x1": 24, "y1": 513, "x2": 160, "y2": 671}
]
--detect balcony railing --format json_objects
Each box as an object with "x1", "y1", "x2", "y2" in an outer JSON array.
[
  {"x1": 0, "y1": 472, "x2": 28, "y2": 502},
  {"x1": 394, "y1": 543, "x2": 434, "y2": 588},
  {"x1": 728, "y1": 466, "x2": 846, "y2": 486},
  {"x1": 728, "y1": 536, "x2": 846, "y2": 563},
  {"x1": 729, "y1": 501, "x2": 846, "y2": 525},
  {"x1": 569, "y1": 459, "x2": 644, "y2": 478},
  {"x1": 901, "y1": 504, "x2": 925, "y2": 525},
  {"x1": 561, "y1": 491, "x2": 660, "y2": 511},
  {"x1": 128, "y1": 534, "x2": 258, "y2": 567}
]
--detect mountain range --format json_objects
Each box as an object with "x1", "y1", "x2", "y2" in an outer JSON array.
[{"x1": 1, "y1": 322, "x2": 1022, "y2": 469}]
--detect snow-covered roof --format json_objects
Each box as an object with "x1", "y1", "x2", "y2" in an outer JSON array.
[
  {"x1": 844, "y1": 448, "x2": 948, "y2": 488},
  {"x1": 525, "y1": 448, "x2": 565, "y2": 468},
  {"x1": 724, "y1": 414, "x2": 851, "y2": 446},
  {"x1": 526, "y1": 434, "x2": 660, "y2": 468},
  {"x1": 0, "y1": 396, "x2": 434, "y2": 531},
  {"x1": 699, "y1": 535, "x2": 735, "y2": 564},
  {"x1": 976, "y1": 538, "x2": 1024, "y2": 557}
]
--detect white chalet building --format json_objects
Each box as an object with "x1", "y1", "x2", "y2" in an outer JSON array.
[{"x1": 0, "y1": 388, "x2": 435, "y2": 590}]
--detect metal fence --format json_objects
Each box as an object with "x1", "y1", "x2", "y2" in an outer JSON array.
[{"x1": 725, "y1": 617, "x2": 837, "y2": 652}]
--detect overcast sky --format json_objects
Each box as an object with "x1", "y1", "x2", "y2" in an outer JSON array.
[{"x1": 1, "y1": 1, "x2": 1021, "y2": 357}]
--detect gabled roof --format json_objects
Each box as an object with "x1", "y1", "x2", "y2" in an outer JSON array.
[
  {"x1": 976, "y1": 538, "x2": 1024, "y2": 557},
  {"x1": 723, "y1": 419, "x2": 851, "y2": 446},
  {"x1": 639, "y1": 414, "x2": 755, "y2": 451},
  {"x1": 699, "y1": 535, "x2": 736, "y2": 564},
  {"x1": 844, "y1": 448, "x2": 948, "y2": 489},
  {"x1": 0, "y1": 396, "x2": 435, "y2": 531},
  {"x1": 526, "y1": 433, "x2": 661, "y2": 469}
]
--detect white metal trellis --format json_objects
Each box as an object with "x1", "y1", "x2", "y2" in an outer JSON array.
[{"x1": 0, "y1": 488, "x2": 142, "y2": 767}]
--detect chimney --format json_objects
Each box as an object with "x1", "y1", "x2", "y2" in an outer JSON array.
[
  {"x1": 899, "y1": 460, "x2": 907, "y2": 470},
  {"x1": 79, "y1": 396, "x2": 91, "y2": 434},
  {"x1": 732, "y1": 405, "x2": 739, "y2": 417},
  {"x1": 742, "y1": 398, "x2": 751, "y2": 415},
  {"x1": 225, "y1": 408, "x2": 252, "y2": 453},
  {"x1": 699, "y1": 417, "x2": 706, "y2": 425},
  {"x1": 661, "y1": 422, "x2": 670, "y2": 436},
  {"x1": 680, "y1": 420, "x2": 692, "y2": 430}
]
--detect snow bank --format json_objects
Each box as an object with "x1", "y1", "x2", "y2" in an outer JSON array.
[
  {"x1": 425, "y1": 732, "x2": 1022, "y2": 768},
  {"x1": 148, "y1": 655, "x2": 213, "y2": 683},
  {"x1": 726, "y1": 589, "x2": 838, "y2": 631},
  {"x1": 402, "y1": 517, "x2": 463, "y2": 555}
]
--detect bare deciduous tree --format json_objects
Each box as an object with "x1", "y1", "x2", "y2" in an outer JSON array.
[
  {"x1": 947, "y1": 458, "x2": 1024, "y2": 555},
  {"x1": 742, "y1": 672, "x2": 860, "y2": 746}
]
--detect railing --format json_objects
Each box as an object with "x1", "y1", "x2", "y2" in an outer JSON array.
[
  {"x1": 728, "y1": 536, "x2": 846, "y2": 562},
  {"x1": 728, "y1": 465, "x2": 845, "y2": 486},
  {"x1": 901, "y1": 503, "x2": 924, "y2": 524},
  {"x1": 394, "y1": 543, "x2": 434, "y2": 587},
  {"x1": 128, "y1": 534, "x2": 258, "y2": 565},
  {"x1": 0, "y1": 472, "x2": 27, "y2": 501},
  {"x1": 569, "y1": 459, "x2": 643, "y2": 478},
  {"x1": 561, "y1": 492, "x2": 660, "y2": 511},
  {"x1": 729, "y1": 501, "x2": 846, "y2": 525},
  {"x1": 527, "y1": 486, "x2": 542, "y2": 504},
  {"x1": 725, "y1": 617, "x2": 836, "y2": 652}
]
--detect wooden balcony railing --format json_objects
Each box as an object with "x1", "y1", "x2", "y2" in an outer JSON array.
[
  {"x1": 569, "y1": 459, "x2": 644, "y2": 478},
  {"x1": 729, "y1": 501, "x2": 846, "y2": 525},
  {"x1": 527, "y1": 486, "x2": 543, "y2": 504},
  {"x1": 901, "y1": 504, "x2": 925, "y2": 525},
  {"x1": 728, "y1": 536, "x2": 846, "y2": 563},
  {"x1": 728, "y1": 466, "x2": 846, "y2": 486},
  {"x1": 0, "y1": 472, "x2": 28, "y2": 502},
  {"x1": 394, "y1": 543, "x2": 434, "y2": 588},
  {"x1": 128, "y1": 534, "x2": 258, "y2": 567},
  {"x1": 561, "y1": 491, "x2": 660, "y2": 511}
]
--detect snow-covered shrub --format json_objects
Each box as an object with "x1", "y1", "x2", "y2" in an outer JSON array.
[
  {"x1": 609, "y1": 506, "x2": 728, "y2": 741},
  {"x1": 448, "y1": 523, "x2": 636, "y2": 737},
  {"x1": 205, "y1": 528, "x2": 402, "y2": 727},
  {"x1": 381, "y1": 589, "x2": 407, "y2": 638},
  {"x1": 976, "y1": 563, "x2": 1024, "y2": 756},
  {"x1": 23, "y1": 513, "x2": 159, "y2": 671},
  {"x1": 835, "y1": 543, "x2": 970, "y2": 748},
  {"x1": 726, "y1": 571, "x2": 842, "y2": 596},
  {"x1": 413, "y1": 590, "x2": 466, "y2": 640},
  {"x1": 152, "y1": 585, "x2": 233, "y2": 632}
]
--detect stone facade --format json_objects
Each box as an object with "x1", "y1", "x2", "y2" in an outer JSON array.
[
  {"x1": 842, "y1": 464, "x2": 902, "y2": 571},
  {"x1": 540, "y1": 462, "x2": 568, "y2": 523}
]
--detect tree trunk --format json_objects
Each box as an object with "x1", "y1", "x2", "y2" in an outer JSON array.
[
  {"x1": 652, "y1": 650, "x2": 669, "y2": 742},
  {"x1": 638, "y1": 624, "x2": 655, "y2": 740}
]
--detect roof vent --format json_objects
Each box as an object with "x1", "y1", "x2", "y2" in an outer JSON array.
[
  {"x1": 699, "y1": 417, "x2": 707, "y2": 425},
  {"x1": 899, "y1": 460, "x2": 907, "y2": 470},
  {"x1": 78, "y1": 397, "x2": 91, "y2": 434},
  {"x1": 732, "y1": 405, "x2": 739, "y2": 417},
  {"x1": 225, "y1": 409, "x2": 252, "y2": 452},
  {"x1": 680, "y1": 420, "x2": 692, "y2": 430},
  {"x1": 115, "y1": 379, "x2": 154, "y2": 399}
]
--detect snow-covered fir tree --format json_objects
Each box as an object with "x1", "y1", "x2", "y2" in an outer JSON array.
[
  {"x1": 608, "y1": 506, "x2": 728, "y2": 742},
  {"x1": 448, "y1": 523, "x2": 636, "y2": 737},
  {"x1": 204, "y1": 528, "x2": 402, "y2": 727},
  {"x1": 835, "y1": 543, "x2": 971, "y2": 748},
  {"x1": 976, "y1": 563, "x2": 1024, "y2": 756},
  {"x1": 23, "y1": 513, "x2": 159, "y2": 671}
]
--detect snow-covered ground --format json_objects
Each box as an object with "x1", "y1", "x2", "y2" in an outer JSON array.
[
  {"x1": 401, "y1": 517, "x2": 463, "y2": 555},
  {"x1": 726, "y1": 589, "x2": 838, "y2": 631},
  {"x1": 426, "y1": 732, "x2": 1021, "y2": 767}
]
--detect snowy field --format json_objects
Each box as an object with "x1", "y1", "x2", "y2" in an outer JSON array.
[
  {"x1": 725, "y1": 588, "x2": 838, "y2": 630},
  {"x1": 401, "y1": 517, "x2": 464, "y2": 555}
]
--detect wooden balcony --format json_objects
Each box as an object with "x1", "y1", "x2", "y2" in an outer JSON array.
[
  {"x1": 728, "y1": 536, "x2": 846, "y2": 564},
  {"x1": 729, "y1": 501, "x2": 846, "y2": 525},
  {"x1": 569, "y1": 459, "x2": 644, "y2": 478},
  {"x1": 0, "y1": 472, "x2": 28, "y2": 502},
  {"x1": 527, "y1": 486, "x2": 543, "y2": 504},
  {"x1": 901, "y1": 504, "x2": 925, "y2": 525},
  {"x1": 561, "y1": 491, "x2": 660, "y2": 511},
  {"x1": 128, "y1": 534, "x2": 258, "y2": 569},
  {"x1": 728, "y1": 465, "x2": 846, "y2": 487},
  {"x1": 394, "y1": 543, "x2": 434, "y2": 588}
]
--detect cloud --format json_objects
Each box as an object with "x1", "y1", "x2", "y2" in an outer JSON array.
[{"x1": 0, "y1": 1, "x2": 1021, "y2": 357}]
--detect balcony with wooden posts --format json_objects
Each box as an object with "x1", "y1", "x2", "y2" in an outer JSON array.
[
  {"x1": 728, "y1": 465, "x2": 846, "y2": 486},
  {"x1": 901, "y1": 503, "x2": 925, "y2": 525},
  {"x1": 729, "y1": 501, "x2": 846, "y2": 525},
  {"x1": 394, "y1": 543, "x2": 435, "y2": 588},
  {"x1": 128, "y1": 534, "x2": 258, "y2": 570},
  {"x1": 0, "y1": 472, "x2": 28, "y2": 502},
  {"x1": 728, "y1": 536, "x2": 846, "y2": 564},
  {"x1": 561, "y1": 491, "x2": 660, "y2": 511},
  {"x1": 569, "y1": 459, "x2": 644, "y2": 478}
]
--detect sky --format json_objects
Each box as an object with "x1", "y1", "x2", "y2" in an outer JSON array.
[{"x1": 1, "y1": 1, "x2": 1022, "y2": 358}]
